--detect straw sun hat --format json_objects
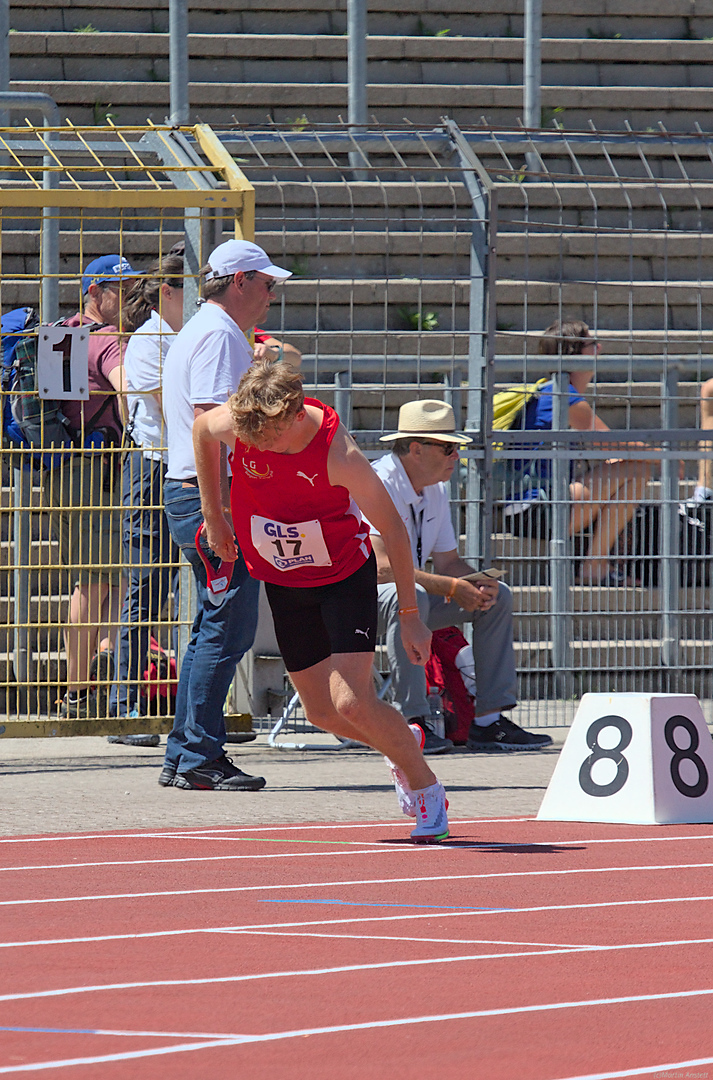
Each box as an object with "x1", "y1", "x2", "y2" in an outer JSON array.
[{"x1": 379, "y1": 399, "x2": 472, "y2": 445}]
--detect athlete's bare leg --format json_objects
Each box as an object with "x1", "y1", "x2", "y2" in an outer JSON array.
[
  {"x1": 288, "y1": 651, "x2": 437, "y2": 792},
  {"x1": 697, "y1": 377, "x2": 713, "y2": 493}
]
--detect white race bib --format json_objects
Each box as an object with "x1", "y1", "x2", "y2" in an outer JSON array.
[{"x1": 251, "y1": 515, "x2": 332, "y2": 572}]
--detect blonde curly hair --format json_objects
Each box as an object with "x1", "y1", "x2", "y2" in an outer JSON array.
[{"x1": 228, "y1": 358, "x2": 305, "y2": 445}]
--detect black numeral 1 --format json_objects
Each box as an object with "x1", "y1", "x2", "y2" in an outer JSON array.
[{"x1": 53, "y1": 333, "x2": 73, "y2": 393}]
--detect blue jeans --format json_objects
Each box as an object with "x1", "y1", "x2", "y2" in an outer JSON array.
[
  {"x1": 162, "y1": 480, "x2": 260, "y2": 773},
  {"x1": 111, "y1": 449, "x2": 178, "y2": 717}
]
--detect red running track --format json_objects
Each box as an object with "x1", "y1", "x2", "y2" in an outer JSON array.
[{"x1": 1, "y1": 817, "x2": 713, "y2": 1079}]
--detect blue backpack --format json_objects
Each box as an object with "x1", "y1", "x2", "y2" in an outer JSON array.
[
  {"x1": 1, "y1": 307, "x2": 39, "y2": 449},
  {"x1": 1, "y1": 308, "x2": 116, "y2": 466}
]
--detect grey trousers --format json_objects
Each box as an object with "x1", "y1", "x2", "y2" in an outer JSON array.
[{"x1": 377, "y1": 580, "x2": 518, "y2": 722}]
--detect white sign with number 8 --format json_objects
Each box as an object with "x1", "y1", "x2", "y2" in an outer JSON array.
[{"x1": 538, "y1": 693, "x2": 713, "y2": 824}]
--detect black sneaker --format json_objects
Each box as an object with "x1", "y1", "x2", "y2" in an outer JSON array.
[
  {"x1": 59, "y1": 691, "x2": 97, "y2": 720},
  {"x1": 107, "y1": 734, "x2": 161, "y2": 747},
  {"x1": 90, "y1": 649, "x2": 114, "y2": 718},
  {"x1": 158, "y1": 761, "x2": 178, "y2": 787},
  {"x1": 466, "y1": 715, "x2": 553, "y2": 753},
  {"x1": 416, "y1": 719, "x2": 453, "y2": 755},
  {"x1": 173, "y1": 754, "x2": 266, "y2": 791}
]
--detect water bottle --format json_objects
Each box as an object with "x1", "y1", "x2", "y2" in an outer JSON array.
[
  {"x1": 455, "y1": 644, "x2": 476, "y2": 699},
  {"x1": 427, "y1": 685, "x2": 445, "y2": 740}
]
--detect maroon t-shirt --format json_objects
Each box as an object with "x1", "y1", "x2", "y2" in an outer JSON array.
[{"x1": 59, "y1": 313, "x2": 123, "y2": 442}]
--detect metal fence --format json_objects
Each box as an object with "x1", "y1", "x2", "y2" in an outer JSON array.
[
  {"x1": 1, "y1": 120, "x2": 712, "y2": 737},
  {"x1": 0, "y1": 122, "x2": 252, "y2": 735}
]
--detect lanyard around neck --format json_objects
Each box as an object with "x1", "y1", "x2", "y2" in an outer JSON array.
[{"x1": 410, "y1": 504, "x2": 424, "y2": 568}]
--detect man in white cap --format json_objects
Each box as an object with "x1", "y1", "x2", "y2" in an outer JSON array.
[
  {"x1": 160, "y1": 239, "x2": 292, "y2": 790},
  {"x1": 370, "y1": 399, "x2": 552, "y2": 754}
]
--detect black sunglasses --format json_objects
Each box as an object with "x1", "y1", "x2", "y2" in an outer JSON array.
[{"x1": 418, "y1": 439, "x2": 460, "y2": 457}]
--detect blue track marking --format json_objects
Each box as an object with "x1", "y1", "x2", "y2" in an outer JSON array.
[{"x1": 258, "y1": 899, "x2": 512, "y2": 911}]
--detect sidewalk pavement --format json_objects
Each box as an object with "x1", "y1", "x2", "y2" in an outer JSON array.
[{"x1": 0, "y1": 731, "x2": 568, "y2": 837}]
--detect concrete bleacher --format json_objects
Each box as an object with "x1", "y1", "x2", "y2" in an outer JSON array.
[{"x1": 6, "y1": 0, "x2": 713, "y2": 128}]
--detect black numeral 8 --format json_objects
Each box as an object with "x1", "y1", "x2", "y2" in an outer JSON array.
[
  {"x1": 664, "y1": 715, "x2": 709, "y2": 798},
  {"x1": 579, "y1": 715, "x2": 632, "y2": 798}
]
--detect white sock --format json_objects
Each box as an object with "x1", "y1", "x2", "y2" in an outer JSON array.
[
  {"x1": 412, "y1": 781, "x2": 442, "y2": 796},
  {"x1": 472, "y1": 711, "x2": 500, "y2": 728},
  {"x1": 693, "y1": 486, "x2": 713, "y2": 502}
]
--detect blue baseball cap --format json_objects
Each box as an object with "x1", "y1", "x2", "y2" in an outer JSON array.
[{"x1": 82, "y1": 255, "x2": 139, "y2": 295}]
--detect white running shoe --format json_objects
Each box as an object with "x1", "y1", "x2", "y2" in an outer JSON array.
[
  {"x1": 411, "y1": 782, "x2": 450, "y2": 843},
  {"x1": 385, "y1": 723, "x2": 425, "y2": 818}
]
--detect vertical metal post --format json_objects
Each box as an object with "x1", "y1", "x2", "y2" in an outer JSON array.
[
  {"x1": 524, "y1": 0, "x2": 542, "y2": 129},
  {"x1": 660, "y1": 367, "x2": 680, "y2": 679},
  {"x1": 176, "y1": 553, "x2": 197, "y2": 678},
  {"x1": 333, "y1": 371, "x2": 352, "y2": 430},
  {"x1": 524, "y1": 0, "x2": 542, "y2": 177},
  {"x1": 12, "y1": 465, "x2": 34, "y2": 706},
  {"x1": 0, "y1": 0, "x2": 9, "y2": 127},
  {"x1": 42, "y1": 127, "x2": 60, "y2": 323},
  {"x1": 169, "y1": 0, "x2": 189, "y2": 125},
  {"x1": 443, "y1": 120, "x2": 495, "y2": 568},
  {"x1": 550, "y1": 369, "x2": 573, "y2": 699},
  {"x1": 347, "y1": 0, "x2": 369, "y2": 178},
  {"x1": 181, "y1": 207, "x2": 201, "y2": 325},
  {"x1": 442, "y1": 374, "x2": 462, "y2": 538},
  {"x1": 0, "y1": 94, "x2": 62, "y2": 322},
  {"x1": 348, "y1": 0, "x2": 368, "y2": 128}
]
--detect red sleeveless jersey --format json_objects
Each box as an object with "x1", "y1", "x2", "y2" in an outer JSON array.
[{"x1": 230, "y1": 399, "x2": 371, "y2": 586}]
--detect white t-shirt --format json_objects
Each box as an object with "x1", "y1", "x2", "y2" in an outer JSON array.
[
  {"x1": 124, "y1": 310, "x2": 176, "y2": 463},
  {"x1": 163, "y1": 302, "x2": 253, "y2": 480},
  {"x1": 369, "y1": 452, "x2": 457, "y2": 567}
]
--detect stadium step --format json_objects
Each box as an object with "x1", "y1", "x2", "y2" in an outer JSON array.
[{"x1": 7, "y1": 0, "x2": 713, "y2": 40}]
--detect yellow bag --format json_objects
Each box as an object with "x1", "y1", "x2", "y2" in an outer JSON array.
[{"x1": 492, "y1": 379, "x2": 549, "y2": 432}]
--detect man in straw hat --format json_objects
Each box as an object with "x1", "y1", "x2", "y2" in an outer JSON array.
[{"x1": 369, "y1": 398, "x2": 552, "y2": 753}]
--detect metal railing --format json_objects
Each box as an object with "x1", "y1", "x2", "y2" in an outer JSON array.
[{"x1": 1, "y1": 120, "x2": 713, "y2": 737}]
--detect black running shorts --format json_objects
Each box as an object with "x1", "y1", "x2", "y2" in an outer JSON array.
[{"x1": 265, "y1": 552, "x2": 378, "y2": 672}]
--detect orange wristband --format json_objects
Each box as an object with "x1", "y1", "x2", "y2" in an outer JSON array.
[
  {"x1": 398, "y1": 606, "x2": 419, "y2": 616},
  {"x1": 446, "y1": 577, "x2": 458, "y2": 601}
]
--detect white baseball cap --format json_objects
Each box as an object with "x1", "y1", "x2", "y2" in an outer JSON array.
[{"x1": 204, "y1": 240, "x2": 292, "y2": 282}]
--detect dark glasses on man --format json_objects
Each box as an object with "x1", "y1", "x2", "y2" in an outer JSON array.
[{"x1": 418, "y1": 440, "x2": 460, "y2": 457}]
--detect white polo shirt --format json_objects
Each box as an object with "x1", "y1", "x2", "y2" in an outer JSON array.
[
  {"x1": 124, "y1": 310, "x2": 176, "y2": 463},
  {"x1": 370, "y1": 452, "x2": 457, "y2": 567},
  {"x1": 163, "y1": 302, "x2": 253, "y2": 481}
]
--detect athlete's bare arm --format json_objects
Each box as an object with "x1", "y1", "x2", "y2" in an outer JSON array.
[
  {"x1": 328, "y1": 425, "x2": 432, "y2": 666},
  {"x1": 193, "y1": 404, "x2": 239, "y2": 562}
]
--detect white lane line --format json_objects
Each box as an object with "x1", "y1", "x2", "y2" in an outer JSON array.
[
  {"x1": 3, "y1": 882, "x2": 713, "y2": 918},
  {"x1": 224, "y1": 930, "x2": 590, "y2": 948},
  {"x1": 3, "y1": 856, "x2": 713, "y2": 881},
  {"x1": 3, "y1": 935, "x2": 713, "y2": 1004},
  {"x1": 0, "y1": 818, "x2": 530, "y2": 846},
  {"x1": 0, "y1": 924, "x2": 600, "y2": 950},
  {"x1": 2, "y1": 858, "x2": 712, "y2": 885},
  {"x1": 5, "y1": 902, "x2": 713, "y2": 954},
  {"x1": 0, "y1": 948, "x2": 581, "y2": 1003},
  {"x1": 550, "y1": 1057, "x2": 713, "y2": 1080},
  {"x1": 3, "y1": 825, "x2": 713, "y2": 849},
  {"x1": 1, "y1": 990, "x2": 713, "y2": 1074},
  {"x1": 0, "y1": 848, "x2": 406, "y2": 889}
]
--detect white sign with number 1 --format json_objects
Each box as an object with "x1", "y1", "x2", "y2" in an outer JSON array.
[
  {"x1": 36, "y1": 325, "x2": 90, "y2": 401},
  {"x1": 537, "y1": 693, "x2": 713, "y2": 824}
]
